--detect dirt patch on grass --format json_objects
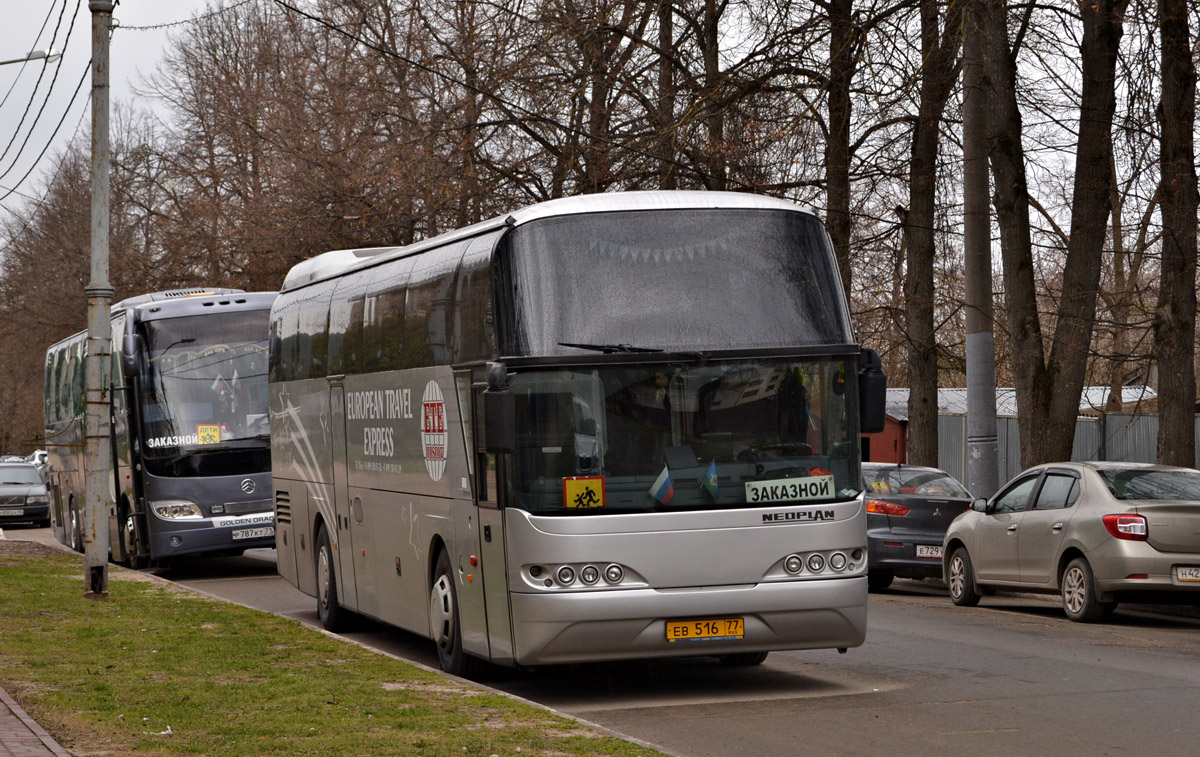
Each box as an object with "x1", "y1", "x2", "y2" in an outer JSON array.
[{"x1": 0, "y1": 538, "x2": 59, "y2": 561}]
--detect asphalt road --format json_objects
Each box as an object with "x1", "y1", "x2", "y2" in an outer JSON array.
[{"x1": 10, "y1": 527, "x2": 1200, "y2": 756}]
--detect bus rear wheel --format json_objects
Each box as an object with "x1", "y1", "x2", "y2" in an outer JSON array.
[
  {"x1": 429, "y1": 549, "x2": 484, "y2": 679},
  {"x1": 69, "y1": 501, "x2": 82, "y2": 552},
  {"x1": 316, "y1": 524, "x2": 349, "y2": 632}
]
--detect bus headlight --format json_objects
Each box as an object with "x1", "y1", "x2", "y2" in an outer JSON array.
[
  {"x1": 829, "y1": 552, "x2": 848, "y2": 570},
  {"x1": 580, "y1": 565, "x2": 600, "y2": 584},
  {"x1": 152, "y1": 500, "x2": 203, "y2": 519},
  {"x1": 556, "y1": 566, "x2": 576, "y2": 585},
  {"x1": 603, "y1": 564, "x2": 624, "y2": 584},
  {"x1": 784, "y1": 554, "x2": 804, "y2": 574},
  {"x1": 807, "y1": 554, "x2": 826, "y2": 572}
]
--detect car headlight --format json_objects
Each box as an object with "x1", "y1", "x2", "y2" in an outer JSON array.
[
  {"x1": 25, "y1": 495, "x2": 49, "y2": 506},
  {"x1": 152, "y1": 500, "x2": 203, "y2": 519}
]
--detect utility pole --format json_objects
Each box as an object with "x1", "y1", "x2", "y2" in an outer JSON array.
[
  {"x1": 84, "y1": 0, "x2": 114, "y2": 597},
  {"x1": 963, "y1": 2, "x2": 999, "y2": 499}
]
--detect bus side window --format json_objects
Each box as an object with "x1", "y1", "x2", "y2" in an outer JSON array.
[{"x1": 477, "y1": 452, "x2": 497, "y2": 505}]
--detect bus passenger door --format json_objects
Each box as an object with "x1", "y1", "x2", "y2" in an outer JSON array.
[
  {"x1": 473, "y1": 384, "x2": 514, "y2": 664},
  {"x1": 329, "y1": 383, "x2": 359, "y2": 611}
]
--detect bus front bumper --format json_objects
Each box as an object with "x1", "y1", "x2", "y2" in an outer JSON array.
[
  {"x1": 508, "y1": 576, "x2": 867, "y2": 666},
  {"x1": 148, "y1": 515, "x2": 276, "y2": 559}
]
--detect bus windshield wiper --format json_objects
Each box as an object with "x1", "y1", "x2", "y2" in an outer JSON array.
[{"x1": 558, "y1": 342, "x2": 663, "y2": 354}]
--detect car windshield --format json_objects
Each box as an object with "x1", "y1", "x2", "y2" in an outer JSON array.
[
  {"x1": 1098, "y1": 468, "x2": 1200, "y2": 500},
  {"x1": 503, "y1": 356, "x2": 861, "y2": 514},
  {"x1": 863, "y1": 467, "x2": 970, "y2": 497},
  {"x1": 140, "y1": 310, "x2": 271, "y2": 458},
  {"x1": 0, "y1": 465, "x2": 43, "y2": 485}
]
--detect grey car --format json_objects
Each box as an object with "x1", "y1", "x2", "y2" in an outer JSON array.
[
  {"x1": 0, "y1": 462, "x2": 51, "y2": 528},
  {"x1": 943, "y1": 461, "x2": 1200, "y2": 621},
  {"x1": 863, "y1": 462, "x2": 973, "y2": 591}
]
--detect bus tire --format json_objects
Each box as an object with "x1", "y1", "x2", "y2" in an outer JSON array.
[
  {"x1": 316, "y1": 524, "x2": 349, "y2": 632},
  {"x1": 123, "y1": 511, "x2": 150, "y2": 570},
  {"x1": 429, "y1": 549, "x2": 484, "y2": 679},
  {"x1": 69, "y1": 501, "x2": 82, "y2": 552},
  {"x1": 717, "y1": 652, "x2": 769, "y2": 666}
]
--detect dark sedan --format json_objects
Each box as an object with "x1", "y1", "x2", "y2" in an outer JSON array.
[
  {"x1": 863, "y1": 462, "x2": 973, "y2": 591},
  {"x1": 0, "y1": 462, "x2": 51, "y2": 528}
]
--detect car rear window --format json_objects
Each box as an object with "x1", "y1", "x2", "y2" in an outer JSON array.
[
  {"x1": 1099, "y1": 469, "x2": 1200, "y2": 500},
  {"x1": 864, "y1": 468, "x2": 970, "y2": 497}
]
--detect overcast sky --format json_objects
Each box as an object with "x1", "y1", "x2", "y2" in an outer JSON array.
[{"x1": 0, "y1": 0, "x2": 214, "y2": 228}]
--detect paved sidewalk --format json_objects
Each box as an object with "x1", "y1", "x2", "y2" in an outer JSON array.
[{"x1": 0, "y1": 686, "x2": 70, "y2": 756}]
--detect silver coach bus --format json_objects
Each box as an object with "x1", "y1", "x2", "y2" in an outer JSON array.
[
  {"x1": 270, "y1": 191, "x2": 886, "y2": 677},
  {"x1": 44, "y1": 289, "x2": 277, "y2": 567}
]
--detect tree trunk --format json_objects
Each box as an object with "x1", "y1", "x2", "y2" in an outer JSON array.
[
  {"x1": 1153, "y1": 0, "x2": 1198, "y2": 466},
  {"x1": 825, "y1": 0, "x2": 854, "y2": 296},
  {"x1": 903, "y1": 0, "x2": 963, "y2": 467}
]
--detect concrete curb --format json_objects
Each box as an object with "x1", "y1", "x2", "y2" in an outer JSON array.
[{"x1": 0, "y1": 686, "x2": 72, "y2": 757}]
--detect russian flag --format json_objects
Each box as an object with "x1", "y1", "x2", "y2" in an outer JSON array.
[{"x1": 650, "y1": 465, "x2": 675, "y2": 504}]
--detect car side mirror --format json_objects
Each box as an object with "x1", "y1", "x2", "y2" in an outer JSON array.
[{"x1": 971, "y1": 497, "x2": 988, "y2": 513}]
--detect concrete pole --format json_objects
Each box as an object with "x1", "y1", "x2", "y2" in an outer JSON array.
[
  {"x1": 963, "y1": 4, "x2": 1000, "y2": 499},
  {"x1": 84, "y1": 0, "x2": 114, "y2": 597}
]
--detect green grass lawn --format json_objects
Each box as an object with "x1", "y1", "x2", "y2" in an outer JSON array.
[{"x1": 0, "y1": 539, "x2": 659, "y2": 756}]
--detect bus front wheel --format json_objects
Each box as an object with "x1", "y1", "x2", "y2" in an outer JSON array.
[
  {"x1": 429, "y1": 549, "x2": 483, "y2": 679},
  {"x1": 316, "y1": 525, "x2": 349, "y2": 632},
  {"x1": 123, "y1": 512, "x2": 150, "y2": 570}
]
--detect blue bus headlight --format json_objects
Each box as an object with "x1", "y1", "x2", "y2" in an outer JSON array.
[{"x1": 152, "y1": 500, "x2": 203, "y2": 519}]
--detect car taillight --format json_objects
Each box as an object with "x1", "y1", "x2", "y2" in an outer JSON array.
[
  {"x1": 1102, "y1": 514, "x2": 1148, "y2": 541},
  {"x1": 866, "y1": 499, "x2": 910, "y2": 517}
]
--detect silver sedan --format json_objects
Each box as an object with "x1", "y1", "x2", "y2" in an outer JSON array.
[{"x1": 942, "y1": 461, "x2": 1200, "y2": 621}]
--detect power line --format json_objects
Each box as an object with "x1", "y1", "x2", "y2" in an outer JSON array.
[
  {"x1": 0, "y1": 2, "x2": 58, "y2": 114},
  {"x1": 0, "y1": 62, "x2": 92, "y2": 251},
  {"x1": 0, "y1": 0, "x2": 81, "y2": 172},
  {"x1": 114, "y1": 0, "x2": 259, "y2": 32}
]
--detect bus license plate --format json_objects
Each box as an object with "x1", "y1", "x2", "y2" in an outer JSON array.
[
  {"x1": 0, "y1": 508, "x2": 22, "y2": 516},
  {"x1": 1176, "y1": 566, "x2": 1200, "y2": 582},
  {"x1": 232, "y1": 526, "x2": 274, "y2": 541},
  {"x1": 916, "y1": 545, "x2": 943, "y2": 559},
  {"x1": 665, "y1": 617, "x2": 744, "y2": 642}
]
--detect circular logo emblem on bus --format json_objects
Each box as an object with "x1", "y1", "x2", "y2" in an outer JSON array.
[
  {"x1": 421, "y1": 380, "x2": 447, "y2": 481},
  {"x1": 241, "y1": 478, "x2": 257, "y2": 495}
]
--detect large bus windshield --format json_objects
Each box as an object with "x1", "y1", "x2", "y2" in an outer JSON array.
[
  {"x1": 501, "y1": 209, "x2": 853, "y2": 354},
  {"x1": 140, "y1": 310, "x2": 271, "y2": 457},
  {"x1": 505, "y1": 356, "x2": 860, "y2": 514}
]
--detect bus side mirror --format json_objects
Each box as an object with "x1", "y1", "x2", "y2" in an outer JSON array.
[
  {"x1": 484, "y1": 390, "x2": 514, "y2": 454},
  {"x1": 857, "y1": 348, "x2": 886, "y2": 434},
  {"x1": 121, "y1": 333, "x2": 141, "y2": 378},
  {"x1": 484, "y1": 361, "x2": 514, "y2": 454}
]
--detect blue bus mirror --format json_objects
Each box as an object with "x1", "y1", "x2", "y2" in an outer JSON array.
[{"x1": 857, "y1": 348, "x2": 886, "y2": 434}]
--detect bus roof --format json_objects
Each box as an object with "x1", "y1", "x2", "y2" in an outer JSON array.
[{"x1": 279, "y1": 190, "x2": 814, "y2": 293}]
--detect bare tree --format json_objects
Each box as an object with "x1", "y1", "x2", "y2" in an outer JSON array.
[
  {"x1": 979, "y1": 0, "x2": 1128, "y2": 467},
  {"x1": 1152, "y1": 0, "x2": 1198, "y2": 465},
  {"x1": 903, "y1": 0, "x2": 962, "y2": 467}
]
